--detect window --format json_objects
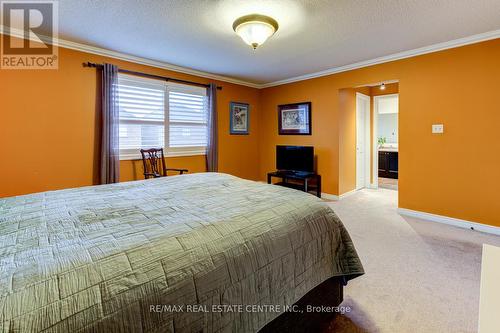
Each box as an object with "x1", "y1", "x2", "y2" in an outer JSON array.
[
  {"x1": 168, "y1": 85, "x2": 208, "y2": 154},
  {"x1": 118, "y1": 74, "x2": 208, "y2": 159}
]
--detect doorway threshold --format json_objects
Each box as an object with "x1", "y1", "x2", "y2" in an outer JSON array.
[{"x1": 379, "y1": 177, "x2": 398, "y2": 190}]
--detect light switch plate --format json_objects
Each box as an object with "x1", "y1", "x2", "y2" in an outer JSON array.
[{"x1": 432, "y1": 124, "x2": 444, "y2": 134}]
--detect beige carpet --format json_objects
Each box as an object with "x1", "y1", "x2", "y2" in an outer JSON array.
[
  {"x1": 378, "y1": 178, "x2": 398, "y2": 191},
  {"x1": 323, "y1": 188, "x2": 500, "y2": 333}
]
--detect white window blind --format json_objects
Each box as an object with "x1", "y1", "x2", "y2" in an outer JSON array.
[
  {"x1": 117, "y1": 74, "x2": 208, "y2": 159},
  {"x1": 168, "y1": 85, "x2": 207, "y2": 154}
]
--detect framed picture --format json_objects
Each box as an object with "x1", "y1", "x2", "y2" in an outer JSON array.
[
  {"x1": 278, "y1": 102, "x2": 311, "y2": 135},
  {"x1": 230, "y1": 102, "x2": 250, "y2": 135}
]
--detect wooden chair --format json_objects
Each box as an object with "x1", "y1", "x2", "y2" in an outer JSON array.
[{"x1": 140, "y1": 148, "x2": 188, "y2": 179}]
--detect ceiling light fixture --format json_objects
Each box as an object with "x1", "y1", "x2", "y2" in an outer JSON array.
[
  {"x1": 380, "y1": 83, "x2": 386, "y2": 90},
  {"x1": 233, "y1": 14, "x2": 279, "y2": 50}
]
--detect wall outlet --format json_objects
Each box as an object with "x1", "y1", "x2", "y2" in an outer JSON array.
[{"x1": 432, "y1": 124, "x2": 444, "y2": 134}]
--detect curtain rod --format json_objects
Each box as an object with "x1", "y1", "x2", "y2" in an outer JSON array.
[{"x1": 83, "y1": 62, "x2": 222, "y2": 90}]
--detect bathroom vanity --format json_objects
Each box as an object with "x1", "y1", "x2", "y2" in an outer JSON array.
[{"x1": 378, "y1": 149, "x2": 398, "y2": 179}]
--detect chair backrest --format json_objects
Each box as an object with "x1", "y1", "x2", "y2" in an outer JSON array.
[{"x1": 140, "y1": 148, "x2": 167, "y2": 179}]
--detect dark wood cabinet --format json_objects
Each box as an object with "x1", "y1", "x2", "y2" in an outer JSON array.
[{"x1": 378, "y1": 151, "x2": 398, "y2": 179}]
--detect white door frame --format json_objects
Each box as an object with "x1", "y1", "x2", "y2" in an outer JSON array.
[
  {"x1": 356, "y1": 92, "x2": 371, "y2": 189},
  {"x1": 373, "y1": 93, "x2": 399, "y2": 188}
]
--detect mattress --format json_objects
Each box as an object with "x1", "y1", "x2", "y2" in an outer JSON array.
[{"x1": 0, "y1": 172, "x2": 363, "y2": 332}]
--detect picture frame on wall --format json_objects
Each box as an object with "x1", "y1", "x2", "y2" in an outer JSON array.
[
  {"x1": 278, "y1": 102, "x2": 311, "y2": 135},
  {"x1": 230, "y1": 102, "x2": 250, "y2": 135}
]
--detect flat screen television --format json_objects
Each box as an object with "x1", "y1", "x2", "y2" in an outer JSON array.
[{"x1": 276, "y1": 145, "x2": 314, "y2": 173}]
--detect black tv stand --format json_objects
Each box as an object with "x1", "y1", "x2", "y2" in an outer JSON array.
[{"x1": 267, "y1": 171, "x2": 321, "y2": 198}]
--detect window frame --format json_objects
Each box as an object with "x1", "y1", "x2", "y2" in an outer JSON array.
[{"x1": 118, "y1": 74, "x2": 208, "y2": 160}]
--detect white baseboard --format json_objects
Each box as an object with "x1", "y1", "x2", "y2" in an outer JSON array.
[
  {"x1": 321, "y1": 192, "x2": 339, "y2": 201},
  {"x1": 340, "y1": 189, "x2": 357, "y2": 199},
  {"x1": 398, "y1": 208, "x2": 500, "y2": 236},
  {"x1": 322, "y1": 189, "x2": 358, "y2": 201}
]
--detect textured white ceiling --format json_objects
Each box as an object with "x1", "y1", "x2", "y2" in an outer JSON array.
[{"x1": 54, "y1": 0, "x2": 500, "y2": 84}]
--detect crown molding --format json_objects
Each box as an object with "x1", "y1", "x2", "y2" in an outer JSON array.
[
  {"x1": 259, "y1": 29, "x2": 500, "y2": 88},
  {"x1": 2, "y1": 25, "x2": 499, "y2": 90},
  {"x1": 0, "y1": 25, "x2": 261, "y2": 89}
]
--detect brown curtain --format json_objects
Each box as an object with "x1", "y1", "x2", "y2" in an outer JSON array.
[
  {"x1": 100, "y1": 63, "x2": 120, "y2": 184},
  {"x1": 206, "y1": 83, "x2": 218, "y2": 172}
]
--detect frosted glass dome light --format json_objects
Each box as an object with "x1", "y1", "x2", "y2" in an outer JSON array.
[{"x1": 233, "y1": 14, "x2": 279, "y2": 50}]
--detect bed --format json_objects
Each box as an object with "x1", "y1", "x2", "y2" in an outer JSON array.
[{"x1": 0, "y1": 173, "x2": 363, "y2": 332}]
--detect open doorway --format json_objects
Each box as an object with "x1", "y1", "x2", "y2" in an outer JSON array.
[
  {"x1": 373, "y1": 93, "x2": 399, "y2": 190},
  {"x1": 353, "y1": 82, "x2": 399, "y2": 191},
  {"x1": 337, "y1": 81, "x2": 399, "y2": 196}
]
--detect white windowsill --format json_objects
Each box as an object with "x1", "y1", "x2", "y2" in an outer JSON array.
[{"x1": 120, "y1": 150, "x2": 206, "y2": 161}]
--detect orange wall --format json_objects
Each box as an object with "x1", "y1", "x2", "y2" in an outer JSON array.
[
  {"x1": 0, "y1": 38, "x2": 261, "y2": 197},
  {"x1": 259, "y1": 79, "x2": 341, "y2": 194},
  {"x1": 259, "y1": 39, "x2": 500, "y2": 227},
  {"x1": 337, "y1": 88, "x2": 362, "y2": 194},
  {"x1": 2, "y1": 34, "x2": 500, "y2": 228},
  {"x1": 338, "y1": 88, "x2": 355, "y2": 194}
]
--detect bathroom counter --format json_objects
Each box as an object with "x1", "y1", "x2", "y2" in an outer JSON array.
[{"x1": 378, "y1": 147, "x2": 398, "y2": 152}]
